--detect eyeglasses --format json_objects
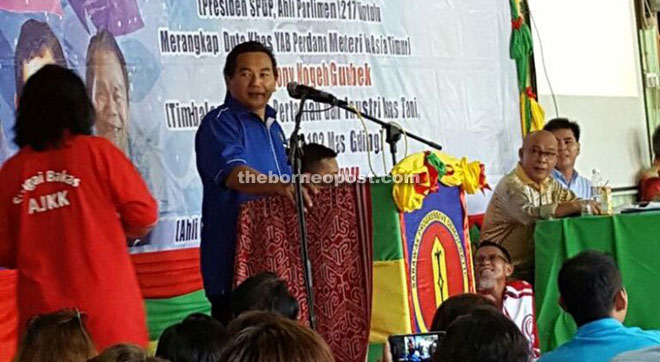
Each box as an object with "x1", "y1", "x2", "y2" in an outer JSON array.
[
  {"x1": 528, "y1": 148, "x2": 558, "y2": 160},
  {"x1": 475, "y1": 254, "x2": 509, "y2": 266}
]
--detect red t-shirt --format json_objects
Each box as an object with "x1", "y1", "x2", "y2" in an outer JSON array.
[{"x1": 0, "y1": 135, "x2": 157, "y2": 349}]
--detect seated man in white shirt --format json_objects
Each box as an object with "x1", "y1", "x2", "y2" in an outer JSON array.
[{"x1": 475, "y1": 241, "x2": 540, "y2": 358}]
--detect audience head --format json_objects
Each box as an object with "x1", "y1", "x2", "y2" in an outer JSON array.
[
  {"x1": 543, "y1": 118, "x2": 581, "y2": 173},
  {"x1": 155, "y1": 313, "x2": 227, "y2": 362},
  {"x1": 221, "y1": 311, "x2": 335, "y2": 362},
  {"x1": 558, "y1": 250, "x2": 627, "y2": 326},
  {"x1": 302, "y1": 143, "x2": 339, "y2": 177},
  {"x1": 85, "y1": 29, "x2": 130, "y2": 154},
  {"x1": 430, "y1": 293, "x2": 496, "y2": 332},
  {"x1": 229, "y1": 272, "x2": 299, "y2": 321},
  {"x1": 434, "y1": 307, "x2": 531, "y2": 362},
  {"x1": 88, "y1": 344, "x2": 169, "y2": 362},
  {"x1": 15, "y1": 308, "x2": 97, "y2": 362},
  {"x1": 223, "y1": 41, "x2": 278, "y2": 115},
  {"x1": 14, "y1": 64, "x2": 94, "y2": 151},
  {"x1": 475, "y1": 241, "x2": 513, "y2": 298},
  {"x1": 518, "y1": 130, "x2": 558, "y2": 184},
  {"x1": 14, "y1": 19, "x2": 66, "y2": 98},
  {"x1": 653, "y1": 125, "x2": 660, "y2": 160}
]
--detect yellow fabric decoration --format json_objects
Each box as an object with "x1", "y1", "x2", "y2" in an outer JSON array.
[
  {"x1": 520, "y1": 93, "x2": 528, "y2": 135},
  {"x1": 390, "y1": 152, "x2": 433, "y2": 212},
  {"x1": 390, "y1": 151, "x2": 489, "y2": 213},
  {"x1": 529, "y1": 97, "x2": 545, "y2": 132},
  {"x1": 369, "y1": 260, "x2": 413, "y2": 343},
  {"x1": 431, "y1": 151, "x2": 489, "y2": 194}
]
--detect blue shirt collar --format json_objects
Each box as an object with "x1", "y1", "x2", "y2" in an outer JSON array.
[
  {"x1": 552, "y1": 168, "x2": 579, "y2": 184},
  {"x1": 576, "y1": 318, "x2": 622, "y2": 337},
  {"x1": 224, "y1": 93, "x2": 277, "y2": 120}
]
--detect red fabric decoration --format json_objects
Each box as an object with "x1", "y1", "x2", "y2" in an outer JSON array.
[
  {"x1": 131, "y1": 248, "x2": 203, "y2": 299},
  {"x1": 235, "y1": 184, "x2": 373, "y2": 362},
  {"x1": 512, "y1": 16, "x2": 524, "y2": 30},
  {"x1": 0, "y1": 269, "x2": 17, "y2": 362},
  {"x1": 525, "y1": 86, "x2": 537, "y2": 100}
]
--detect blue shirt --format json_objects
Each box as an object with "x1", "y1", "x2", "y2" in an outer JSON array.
[
  {"x1": 551, "y1": 168, "x2": 592, "y2": 199},
  {"x1": 539, "y1": 318, "x2": 660, "y2": 362},
  {"x1": 195, "y1": 95, "x2": 291, "y2": 296}
]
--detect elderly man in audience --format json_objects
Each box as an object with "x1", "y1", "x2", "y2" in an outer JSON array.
[
  {"x1": 543, "y1": 118, "x2": 592, "y2": 199},
  {"x1": 539, "y1": 251, "x2": 660, "y2": 362},
  {"x1": 639, "y1": 125, "x2": 660, "y2": 201},
  {"x1": 475, "y1": 241, "x2": 540, "y2": 358},
  {"x1": 480, "y1": 130, "x2": 600, "y2": 282}
]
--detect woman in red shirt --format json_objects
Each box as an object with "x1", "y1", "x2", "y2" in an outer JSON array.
[{"x1": 0, "y1": 65, "x2": 157, "y2": 349}]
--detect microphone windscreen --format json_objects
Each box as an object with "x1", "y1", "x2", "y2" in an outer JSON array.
[{"x1": 287, "y1": 82, "x2": 300, "y2": 97}]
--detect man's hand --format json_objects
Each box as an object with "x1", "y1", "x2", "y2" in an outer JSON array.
[
  {"x1": 554, "y1": 200, "x2": 582, "y2": 217},
  {"x1": 275, "y1": 181, "x2": 319, "y2": 209},
  {"x1": 555, "y1": 199, "x2": 602, "y2": 217},
  {"x1": 588, "y1": 200, "x2": 603, "y2": 215}
]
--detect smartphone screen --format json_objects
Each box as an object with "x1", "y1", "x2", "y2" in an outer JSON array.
[{"x1": 388, "y1": 332, "x2": 445, "y2": 362}]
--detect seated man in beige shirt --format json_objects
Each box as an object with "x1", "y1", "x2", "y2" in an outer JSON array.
[{"x1": 480, "y1": 130, "x2": 600, "y2": 283}]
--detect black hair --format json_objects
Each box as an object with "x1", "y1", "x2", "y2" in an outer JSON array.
[
  {"x1": 14, "y1": 65, "x2": 94, "y2": 150},
  {"x1": 223, "y1": 41, "x2": 278, "y2": 80},
  {"x1": 543, "y1": 118, "x2": 581, "y2": 142},
  {"x1": 229, "y1": 272, "x2": 299, "y2": 321},
  {"x1": 85, "y1": 29, "x2": 130, "y2": 100},
  {"x1": 14, "y1": 19, "x2": 67, "y2": 97},
  {"x1": 155, "y1": 313, "x2": 227, "y2": 362},
  {"x1": 221, "y1": 311, "x2": 334, "y2": 362},
  {"x1": 652, "y1": 125, "x2": 660, "y2": 158},
  {"x1": 430, "y1": 293, "x2": 497, "y2": 332},
  {"x1": 476, "y1": 241, "x2": 512, "y2": 263},
  {"x1": 434, "y1": 307, "x2": 531, "y2": 362},
  {"x1": 302, "y1": 143, "x2": 338, "y2": 173},
  {"x1": 558, "y1": 250, "x2": 623, "y2": 326}
]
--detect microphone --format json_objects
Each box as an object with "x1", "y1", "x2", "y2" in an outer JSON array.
[{"x1": 287, "y1": 82, "x2": 346, "y2": 107}]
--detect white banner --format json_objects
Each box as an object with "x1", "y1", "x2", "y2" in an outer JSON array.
[{"x1": 0, "y1": 0, "x2": 521, "y2": 253}]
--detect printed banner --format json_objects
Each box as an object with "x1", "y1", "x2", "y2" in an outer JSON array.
[
  {"x1": 0, "y1": 0, "x2": 520, "y2": 253},
  {"x1": 402, "y1": 185, "x2": 474, "y2": 332}
]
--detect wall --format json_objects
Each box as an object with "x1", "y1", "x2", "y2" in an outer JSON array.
[{"x1": 528, "y1": 0, "x2": 651, "y2": 189}]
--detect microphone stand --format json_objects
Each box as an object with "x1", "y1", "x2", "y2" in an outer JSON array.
[
  {"x1": 336, "y1": 102, "x2": 443, "y2": 165},
  {"x1": 287, "y1": 94, "x2": 317, "y2": 330}
]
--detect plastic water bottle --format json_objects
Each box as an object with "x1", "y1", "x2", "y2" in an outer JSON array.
[
  {"x1": 590, "y1": 169, "x2": 612, "y2": 214},
  {"x1": 591, "y1": 169, "x2": 602, "y2": 196}
]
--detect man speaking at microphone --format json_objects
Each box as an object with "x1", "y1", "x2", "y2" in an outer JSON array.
[{"x1": 195, "y1": 41, "x2": 316, "y2": 323}]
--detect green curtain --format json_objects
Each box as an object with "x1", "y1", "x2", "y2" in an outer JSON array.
[
  {"x1": 145, "y1": 289, "x2": 211, "y2": 341},
  {"x1": 509, "y1": 0, "x2": 535, "y2": 134},
  {"x1": 535, "y1": 213, "x2": 660, "y2": 352}
]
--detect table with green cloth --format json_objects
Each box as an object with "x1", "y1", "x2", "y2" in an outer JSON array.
[{"x1": 535, "y1": 212, "x2": 660, "y2": 353}]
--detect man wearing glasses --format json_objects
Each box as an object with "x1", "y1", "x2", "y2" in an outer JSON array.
[
  {"x1": 480, "y1": 131, "x2": 600, "y2": 283},
  {"x1": 475, "y1": 241, "x2": 540, "y2": 358}
]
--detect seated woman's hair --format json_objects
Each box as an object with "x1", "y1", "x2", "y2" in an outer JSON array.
[
  {"x1": 229, "y1": 271, "x2": 299, "y2": 320},
  {"x1": 434, "y1": 306, "x2": 531, "y2": 362},
  {"x1": 88, "y1": 344, "x2": 170, "y2": 362},
  {"x1": 155, "y1": 313, "x2": 227, "y2": 362},
  {"x1": 14, "y1": 64, "x2": 94, "y2": 151},
  {"x1": 430, "y1": 293, "x2": 496, "y2": 331},
  {"x1": 221, "y1": 311, "x2": 335, "y2": 362},
  {"x1": 15, "y1": 308, "x2": 97, "y2": 362}
]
